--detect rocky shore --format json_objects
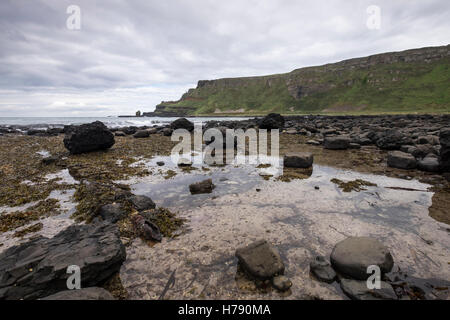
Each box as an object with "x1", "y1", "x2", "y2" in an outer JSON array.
[{"x1": 0, "y1": 114, "x2": 449, "y2": 300}]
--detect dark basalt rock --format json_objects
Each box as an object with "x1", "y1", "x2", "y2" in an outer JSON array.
[
  {"x1": 63, "y1": 121, "x2": 115, "y2": 154},
  {"x1": 387, "y1": 151, "x2": 417, "y2": 169},
  {"x1": 133, "y1": 130, "x2": 150, "y2": 138},
  {"x1": 41, "y1": 287, "x2": 115, "y2": 300},
  {"x1": 440, "y1": 128, "x2": 450, "y2": 172},
  {"x1": 258, "y1": 113, "x2": 285, "y2": 130},
  {"x1": 99, "y1": 203, "x2": 127, "y2": 223},
  {"x1": 235, "y1": 240, "x2": 285, "y2": 280},
  {"x1": 0, "y1": 222, "x2": 126, "y2": 300},
  {"x1": 189, "y1": 179, "x2": 215, "y2": 195},
  {"x1": 283, "y1": 152, "x2": 314, "y2": 168},
  {"x1": 340, "y1": 279, "x2": 397, "y2": 300},
  {"x1": 376, "y1": 130, "x2": 412, "y2": 150},
  {"x1": 170, "y1": 118, "x2": 194, "y2": 132},
  {"x1": 323, "y1": 136, "x2": 350, "y2": 150},
  {"x1": 128, "y1": 195, "x2": 156, "y2": 212}
]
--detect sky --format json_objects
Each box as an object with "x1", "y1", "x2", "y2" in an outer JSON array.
[{"x1": 0, "y1": 0, "x2": 449, "y2": 117}]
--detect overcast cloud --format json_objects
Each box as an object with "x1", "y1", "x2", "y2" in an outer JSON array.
[{"x1": 0, "y1": 0, "x2": 449, "y2": 116}]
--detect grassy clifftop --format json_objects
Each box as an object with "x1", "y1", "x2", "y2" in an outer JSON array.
[{"x1": 152, "y1": 45, "x2": 450, "y2": 116}]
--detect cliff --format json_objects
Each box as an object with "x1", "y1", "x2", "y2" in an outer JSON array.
[{"x1": 151, "y1": 45, "x2": 450, "y2": 116}]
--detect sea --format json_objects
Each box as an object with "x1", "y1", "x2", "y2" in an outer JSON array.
[{"x1": 0, "y1": 116, "x2": 254, "y2": 129}]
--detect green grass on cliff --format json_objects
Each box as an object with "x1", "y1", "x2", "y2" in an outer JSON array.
[{"x1": 159, "y1": 50, "x2": 450, "y2": 115}]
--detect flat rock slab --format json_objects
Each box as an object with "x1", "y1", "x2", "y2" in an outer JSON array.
[
  {"x1": 310, "y1": 256, "x2": 337, "y2": 283},
  {"x1": 331, "y1": 237, "x2": 394, "y2": 280},
  {"x1": 41, "y1": 287, "x2": 115, "y2": 300},
  {"x1": 323, "y1": 136, "x2": 350, "y2": 150},
  {"x1": 340, "y1": 278, "x2": 397, "y2": 300},
  {"x1": 235, "y1": 240, "x2": 285, "y2": 280},
  {"x1": 0, "y1": 222, "x2": 126, "y2": 300},
  {"x1": 284, "y1": 152, "x2": 313, "y2": 168},
  {"x1": 387, "y1": 151, "x2": 417, "y2": 169}
]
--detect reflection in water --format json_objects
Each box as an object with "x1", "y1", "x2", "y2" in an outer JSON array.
[{"x1": 120, "y1": 156, "x2": 450, "y2": 300}]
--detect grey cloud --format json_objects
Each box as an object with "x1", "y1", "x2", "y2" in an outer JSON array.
[{"x1": 0, "y1": 0, "x2": 449, "y2": 116}]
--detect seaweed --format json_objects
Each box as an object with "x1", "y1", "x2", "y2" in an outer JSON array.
[{"x1": 330, "y1": 178, "x2": 377, "y2": 192}]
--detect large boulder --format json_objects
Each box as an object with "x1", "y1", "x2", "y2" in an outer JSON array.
[
  {"x1": 170, "y1": 118, "x2": 194, "y2": 132},
  {"x1": 235, "y1": 240, "x2": 285, "y2": 280},
  {"x1": 376, "y1": 130, "x2": 411, "y2": 150},
  {"x1": 0, "y1": 222, "x2": 126, "y2": 300},
  {"x1": 330, "y1": 237, "x2": 394, "y2": 280},
  {"x1": 387, "y1": 151, "x2": 417, "y2": 169},
  {"x1": 41, "y1": 287, "x2": 115, "y2": 300},
  {"x1": 323, "y1": 136, "x2": 350, "y2": 150},
  {"x1": 63, "y1": 121, "x2": 115, "y2": 154},
  {"x1": 340, "y1": 279, "x2": 397, "y2": 300},
  {"x1": 284, "y1": 152, "x2": 313, "y2": 168},
  {"x1": 258, "y1": 113, "x2": 285, "y2": 130}
]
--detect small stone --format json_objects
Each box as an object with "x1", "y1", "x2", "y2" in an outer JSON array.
[
  {"x1": 235, "y1": 239, "x2": 285, "y2": 279},
  {"x1": 156, "y1": 161, "x2": 165, "y2": 166},
  {"x1": 310, "y1": 255, "x2": 337, "y2": 283},
  {"x1": 340, "y1": 278, "x2": 397, "y2": 300},
  {"x1": 189, "y1": 179, "x2": 215, "y2": 195},
  {"x1": 284, "y1": 152, "x2": 314, "y2": 168},
  {"x1": 272, "y1": 275, "x2": 292, "y2": 291}
]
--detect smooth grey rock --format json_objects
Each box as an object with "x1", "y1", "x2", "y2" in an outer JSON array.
[
  {"x1": 128, "y1": 195, "x2": 156, "y2": 211},
  {"x1": 189, "y1": 179, "x2": 215, "y2": 195},
  {"x1": 323, "y1": 136, "x2": 350, "y2": 150},
  {"x1": 310, "y1": 256, "x2": 337, "y2": 283},
  {"x1": 283, "y1": 152, "x2": 313, "y2": 168},
  {"x1": 330, "y1": 237, "x2": 394, "y2": 280},
  {"x1": 41, "y1": 287, "x2": 115, "y2": 300},
  {"x1": 272, "y1": 275, "x2": 292, "y2": 291},
  {"x1": 387, "y1": 151, "x2": 417, "y2": 169},
  {"x1": 133, "y1": 130, "x2": 150, "y2": 138},
  {"x1": 418, "y1": 156, "x2": 440, "y2": 172},
  {"x1": 99, "y1": 203, "x2": 127, "y2": 223},
  {"x1": 340, "y1": 278, "x2": 397, "y2": 300},
  {"x1": 0, "y1": 222, "x2": 126, "y2": 300},
  {"x1": 63, "y1": 121, "x2": 115, "y2": 154},
  {"x1": 235, "y1": 240, "x2": 285, "y2": 280},
  {"x1": 114, "y1": 131, "x2": 126, "y2": 137}
]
